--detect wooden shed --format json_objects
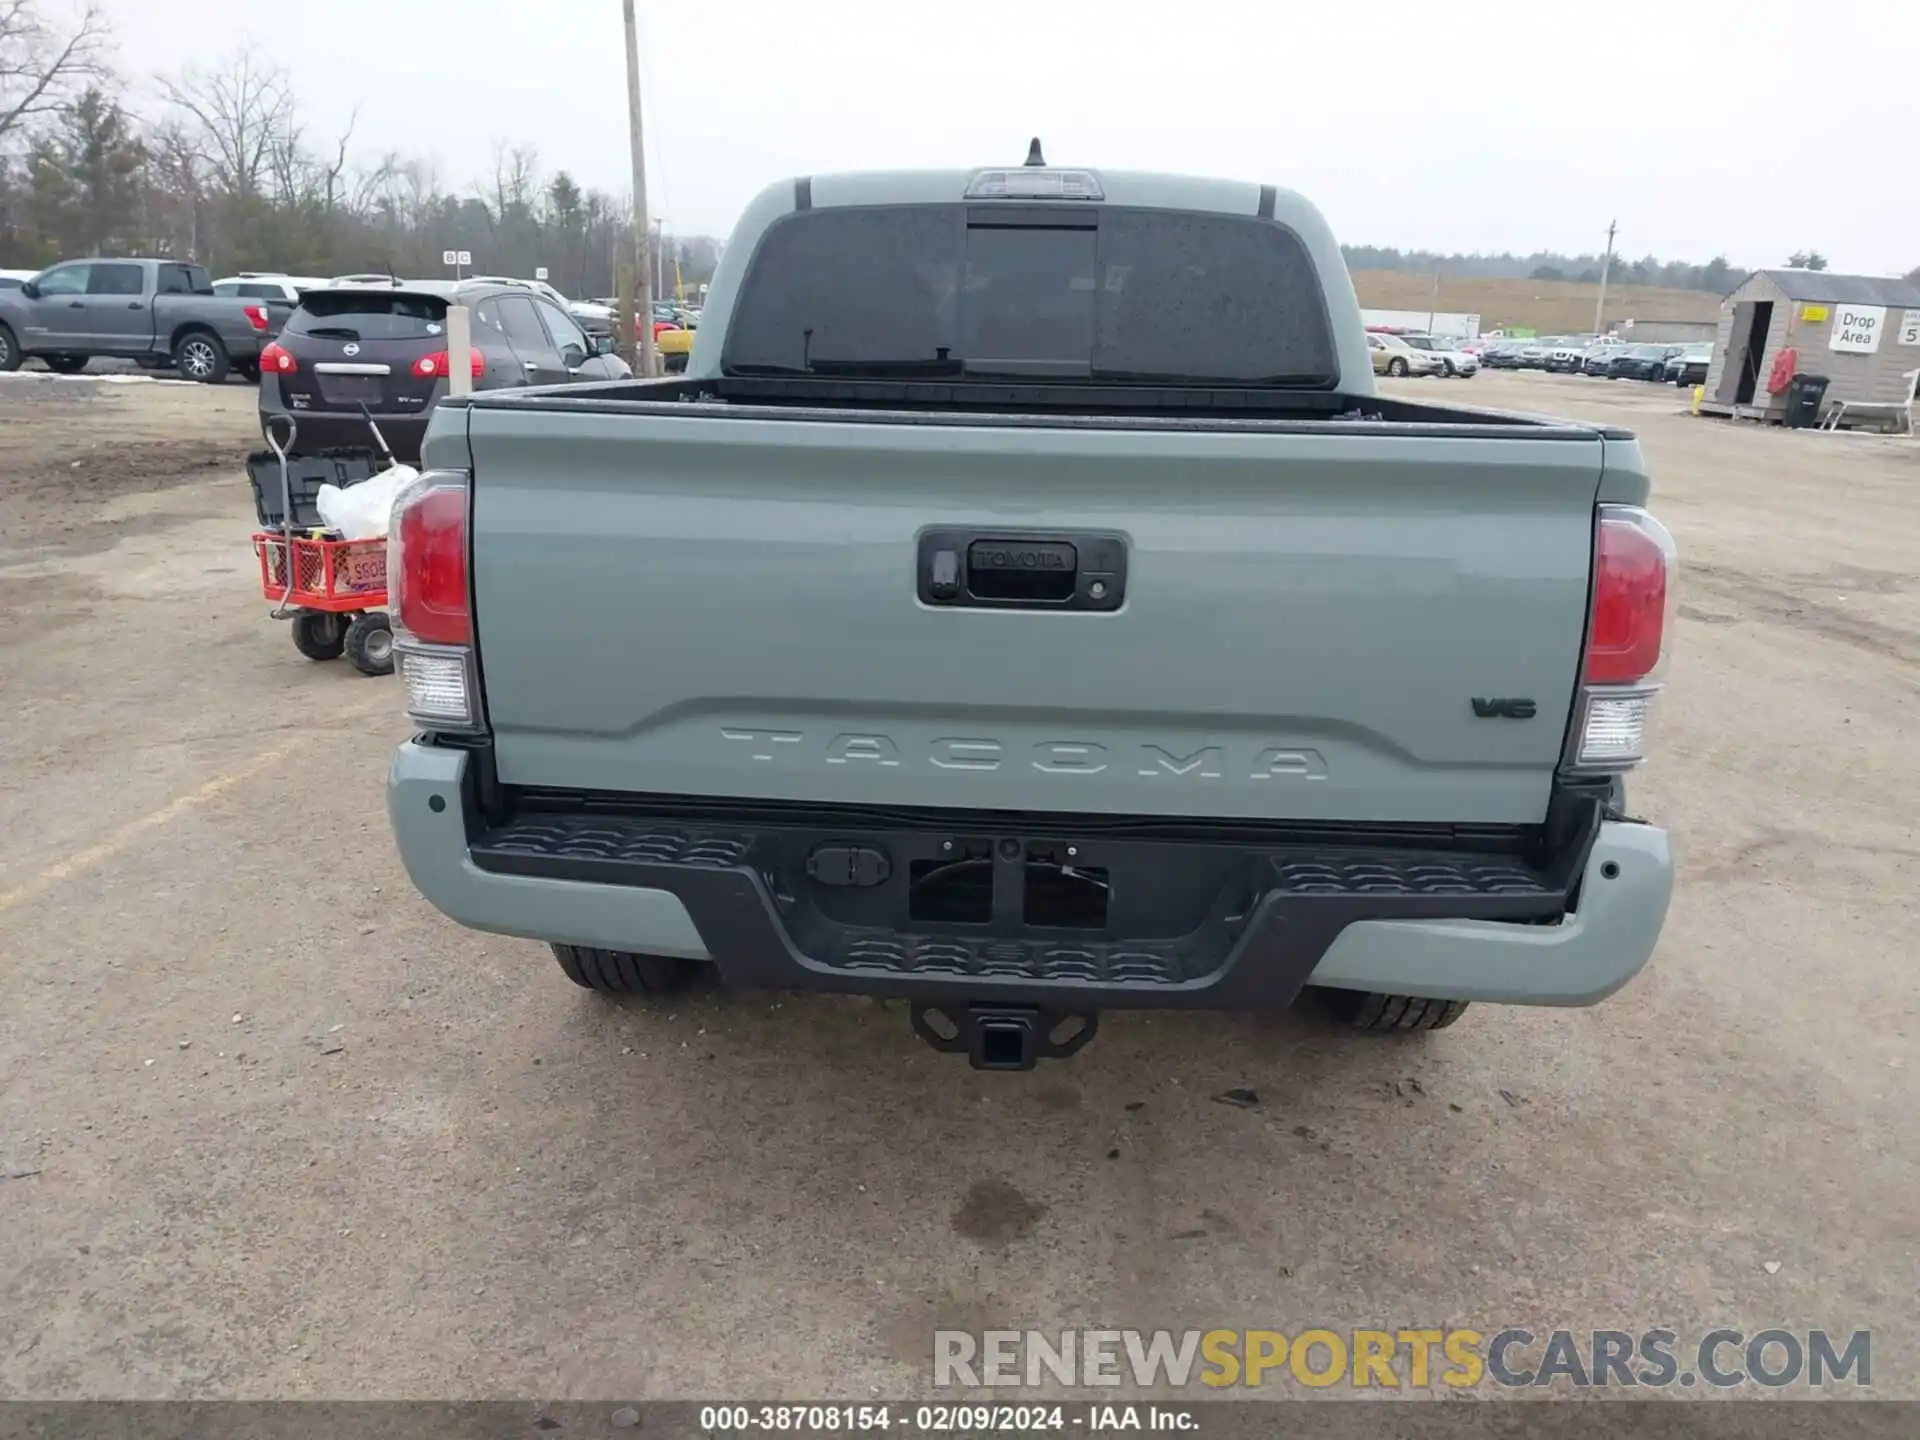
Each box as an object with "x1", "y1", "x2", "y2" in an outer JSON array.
[{"x1": 1698, "y1": 269, "x2": 1920, "y2": 421}]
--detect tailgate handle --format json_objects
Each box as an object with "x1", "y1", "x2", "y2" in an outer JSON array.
[
  {"x1": 968, "y1": 539, "x2": 1077, "y2": 602},
  {"x1": 918, "y1": 529, "x2": 1127, "y2": 612}
]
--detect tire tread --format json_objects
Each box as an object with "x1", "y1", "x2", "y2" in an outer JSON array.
[
  {"x1": 290, "y1": 612, "x2": 346, "y2": 661},
  {"x1": 343, "y1": 611, "x2": 393, "y2": 675},
  {"x1": 1337, "y1": 989, "x2": 1470, "y2": 1032},
  {"x1": 551, "y1": 943, "x2": 695, "y2": 997}
]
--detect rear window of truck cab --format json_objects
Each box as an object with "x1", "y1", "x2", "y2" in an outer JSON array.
[{"x1": 723, "y1": 203, "x2": 1339, "y2": 387}]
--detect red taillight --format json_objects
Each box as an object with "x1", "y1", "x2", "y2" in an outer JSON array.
[
  {"x1": 411, "y1": 349, "x2": 486, "y2": 380},
  {"x1": 393, "y1": 480, "x2": 470, "y2": 645},
  {"x1": 1585, "y1": 508, "x2": 1674, "y2": 684},
  {"x1": 259, "y1": 341, "x2": 296, "y2": 374},
  {"x1": 243, "y1": 303, "x2": 269, "y2": 331}
]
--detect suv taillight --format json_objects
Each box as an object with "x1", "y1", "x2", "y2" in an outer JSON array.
[
  {"x1": 1570, "y1": 506, "x2": 1676, "y2": 772},
  {"x1": 412, "y1": 349, "x2": 486, "y2": 379},
  {"x1": 388, "y1": 470, "x2": 482, "y2": 732},
  {"x1": 259, "y1": 341, "x2": 296, "y2": 373}
]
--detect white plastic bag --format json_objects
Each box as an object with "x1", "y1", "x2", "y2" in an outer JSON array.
[{"x1": 315, "y1": 463, "x2": 418, "y2": 540}]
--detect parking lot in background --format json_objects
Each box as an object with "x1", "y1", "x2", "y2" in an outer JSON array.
[{"x1": 0, "y1": 368, "x2": 1914, "y2": 1397}]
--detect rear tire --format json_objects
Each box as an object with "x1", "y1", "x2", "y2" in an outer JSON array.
[
  {"x1": 42, "y1": 354, "x2": 89, "y2": 374},
  {"x1": 1387, "y1": 357, "x2": 1409, "y2": 377},
  {"x1": 1320, "y1": 989, "x2": 1470, "y2": 1033},
  {"x1": 343, "y1": 611, "x2": 394, "y2": 675},
  {"x1": 551, "y1": 943, "x2": 698, "y2": 997},
  {"x1": 173, "y1": 329, "x2": 230, "y2": 384},
  {"x1": 290, "y1": 612, "x2": 347, "y2": 661},
  {"x1": 0, "y1": 324, "x2": 19, "y2": 373}
]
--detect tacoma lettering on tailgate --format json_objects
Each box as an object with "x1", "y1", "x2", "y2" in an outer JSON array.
[{"x1": 719, "y1": 730, "x2": 1326, "y2": 781}]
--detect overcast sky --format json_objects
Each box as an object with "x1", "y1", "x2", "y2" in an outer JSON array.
[{"x1": 99, "y1": 0, "x2": 1918, "y2": 275}]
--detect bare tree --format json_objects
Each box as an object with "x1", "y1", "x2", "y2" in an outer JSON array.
[
  {"x1": 264, "y1": 108, "x2": 309, "y2": 210},
  {"x1": 485, "y1": 141, "x2": 539, "y2": 232},
  {"x1": 143, "y1": 118, "x2": 205, "y2": 259},
  {"x1": 0, "y1": 0, "x2": 108, "y2": 141},
  {"x1": 320, "y1": 104, "x2": 357, "y2": 213},
  {"x1": 157, "y1": 43, "x2": 292, "y2": 199},
  {"x1": 344, "y1": 146, "x2": 397, "y2": 223}
]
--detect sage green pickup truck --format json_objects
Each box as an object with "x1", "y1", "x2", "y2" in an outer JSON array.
[{"x1": 383, "y1": 158, "x2": 1676, "y2": 1069}]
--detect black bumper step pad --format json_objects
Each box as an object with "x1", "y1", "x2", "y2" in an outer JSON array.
[{"x1": 469, "y1": 802, "x2": 1590, "y2": 1009}]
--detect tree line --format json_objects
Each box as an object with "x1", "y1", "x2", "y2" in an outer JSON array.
[
  {"x1": 1342, "y1": 244, "x2": 1750, "y2": 293},
  {"x1": 4, "y1": 2, "x2": 1914, "y2": 297},
  {"x1": 0, "y1": 1, "x2": 719, "y2": 299},
  {"x1": 1337, "y1": 248, "x2": 1920, "y2": 293}
]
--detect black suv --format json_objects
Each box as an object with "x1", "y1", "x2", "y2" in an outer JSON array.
[{"x1": 258, "y1": 279, "x2": 630, "y2": 459}]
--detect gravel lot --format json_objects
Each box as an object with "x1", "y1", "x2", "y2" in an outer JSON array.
[{"x1": 0, "y1": 368, "x2": 1914, "y2": 1399}]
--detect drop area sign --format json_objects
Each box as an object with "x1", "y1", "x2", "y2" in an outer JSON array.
[{"x1": 1828, "y1": 304, "x2": 1884, "y2": 354}]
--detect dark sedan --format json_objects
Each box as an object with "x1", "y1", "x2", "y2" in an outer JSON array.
[
  {"x1": 1480, "y1": 341, "x2": 1527, "y2": 369},
  {"x1": 1607, "y1": 344, "x2": 1683, "y2": 381},
  {"x1": 1583, "y1": 344, "x2": 1625, "y2": 377}
]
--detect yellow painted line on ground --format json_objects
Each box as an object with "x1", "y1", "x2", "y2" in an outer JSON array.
[{"x1": 0, "y1": 697, "x2": 392, "y2": 917}]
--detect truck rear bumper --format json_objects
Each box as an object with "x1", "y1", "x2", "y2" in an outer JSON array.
[{"x1": 388, "y1": 742, "x2": 1672, "y2": 1010}]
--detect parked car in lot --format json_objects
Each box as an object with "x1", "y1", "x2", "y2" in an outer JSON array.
[
  {"x1": 1665, "y1": 342, "x2": 1713, "y2": 387},
  {"x1": 1608, "y1": 343, "x2": 1682, "y2": 381},
  {"x1": 1516, "y1": 338, "x2": 1556, "y2": 369},
  {"x1": 0, "y1": 268, "x2": 39, "y2": 291},
  {"x1": 1480, "y1": 340, "x2": 1527, "y2": 370},
  {"x1": 1582, "y1": 341, "x2": 1627, "y2": 377},
  {"x1": 469, "y1": 275, "x2": 615, "y2": 340},
  {"x1": 382, "y1": 161, "x2": 1677, "y2": 1069},
  {"x1": 257, "y1": 278, "x2": 630, "y2": 461},
  {"x1": 1366, "y1": 330, "x2": 1441, "y2": 376},
  {"x1": 1544, "y1": 336, "x2": 1596, "y2": 374},
  {"x1": 1399, "y1": 333, "x2": 1478, "y2": 377},
  {"x1": 0, "y1": 257, "x2": 268, "y2": 381},
  {"x1": 213, "y1": 273, "x2": 328, "y2": 339}
]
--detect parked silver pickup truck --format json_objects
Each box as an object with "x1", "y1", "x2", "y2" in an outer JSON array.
[
  {"x1": 384, "y1": 159, "x2": 1677, "y2": 1069},
  {"x1": 0, "y1": 257, "x2": 268, "y2": 382}
]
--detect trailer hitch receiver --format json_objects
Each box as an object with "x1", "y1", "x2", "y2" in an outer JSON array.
[{"x1": 910, "y1": 1003, "x2": 1099, "y2": 1070}]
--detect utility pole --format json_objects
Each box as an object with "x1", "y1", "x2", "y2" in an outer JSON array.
[
  {"x1": 1427, "y1": 265, "x2": 1441, "y2": 334},
  {"x1": 1592, "y1": 219, "x2": 1617, "y2": 338},
  {"x1": 622, "y1": 0, "x2": 659, "y2": 378}
]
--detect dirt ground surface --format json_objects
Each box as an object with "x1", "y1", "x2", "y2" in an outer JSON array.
[{"x1": 0, "y1": 368, "x2": 1914, "y2": 1401}]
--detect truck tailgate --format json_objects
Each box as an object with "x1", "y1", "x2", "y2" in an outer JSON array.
[{"x1": 465, "y1": 406, "x2": 1604, "y2": 825}]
